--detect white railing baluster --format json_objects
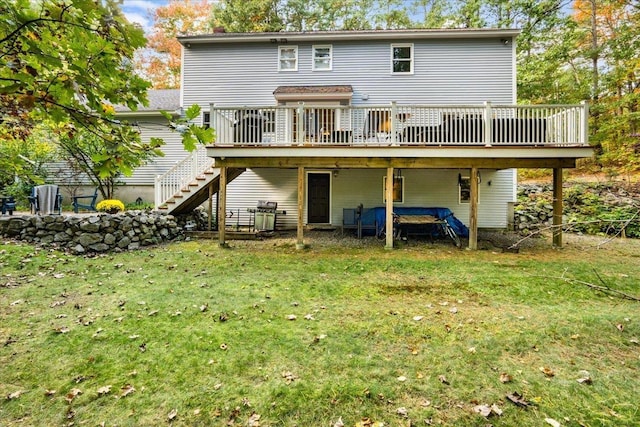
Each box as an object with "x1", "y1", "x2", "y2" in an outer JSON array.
[
  {"x1": 154, "y1": 145, "x2": 213, "y2": 209},
  {"x1": 203, "y1": 103, "x2": 589, "y2": 148}
]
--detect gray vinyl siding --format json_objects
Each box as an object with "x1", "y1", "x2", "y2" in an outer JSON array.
[
  {"x1": 227, "y1": 168, "x2": 515, "y2": 229},
  {"x1": 178, "y1": 35, "x2": 516, "y2": 228},
  {"x1": 123, "y1": 116, "x2": 188, "y2": 185},
  {"x1": 182, "y1": 37, "x2": 514, "y2": 110}
]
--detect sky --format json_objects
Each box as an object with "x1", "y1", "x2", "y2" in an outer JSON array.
[{"x1": 121, "y1": 0, "x2": 170, "y2": 32}]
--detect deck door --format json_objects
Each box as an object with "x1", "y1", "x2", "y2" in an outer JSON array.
[{"x1": 307, "y1": 172, "x2": 331, "y2": 224}]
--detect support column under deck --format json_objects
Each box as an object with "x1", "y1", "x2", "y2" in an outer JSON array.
[
  {"x1": 385, "y1": 167, "x2": 394, "y2": 250},
  {"x1": 296, "y1": 166, "x2": 305, "y2": 250},
  {"x1": 218, "y1": 166, "x2": 227, "y2": 247},
  {"x1": 553, "y1": 168, "x2": 563, "y2": 247},
  {"x1": 208, "y1": 182, "x2": 214, "y2": 232},
  {"x1": 468, "y1": 167, "x2": 479, "y2": 250}
]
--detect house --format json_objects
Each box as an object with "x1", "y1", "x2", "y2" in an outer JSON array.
[
  {"x1": 154, "y1": 28, "x2": 592, "y2": 249},
  {"x1": 49, "y1": 89, "x2": 184, "y2": 205}
]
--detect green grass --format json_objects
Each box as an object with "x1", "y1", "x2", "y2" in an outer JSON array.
[{"x1": 1, "y1": 234, "x2": 639, "y2": 426}]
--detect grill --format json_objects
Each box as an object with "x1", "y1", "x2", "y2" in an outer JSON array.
[{"x1": 247, "y1": 200, "x2": 286, "y2": 232}]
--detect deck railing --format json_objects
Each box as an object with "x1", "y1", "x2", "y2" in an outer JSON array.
[
  {"x1": 154, "y1": 145, "x2": 212, "y2": 209},
  {"x1": 209, "y1": 102, "x2": 589, "y2": 147}
]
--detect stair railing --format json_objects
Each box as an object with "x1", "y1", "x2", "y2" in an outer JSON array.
[{"x1": 155, "y1": 145, "x2": 213, "y2": 209}]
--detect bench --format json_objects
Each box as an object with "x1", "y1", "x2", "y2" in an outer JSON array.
[{"x1": 72, "y1": 189, "x2": 99, "y2": 213}]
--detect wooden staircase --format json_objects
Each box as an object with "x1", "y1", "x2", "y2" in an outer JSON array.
[{"x1": 155, "y1": 146, "x2": 245, "y2": 215}]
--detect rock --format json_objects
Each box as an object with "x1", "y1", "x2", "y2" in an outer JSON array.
[{"x1": 77, "y1": 233, "x2": 102, "y2": 246}]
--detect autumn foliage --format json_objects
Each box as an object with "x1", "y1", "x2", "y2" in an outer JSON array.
[{"x1": 136, "y1": 0, "x2": 213, "y2": 89}]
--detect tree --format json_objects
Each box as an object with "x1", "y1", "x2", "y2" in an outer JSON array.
[
  {"x1": 0, "y1": 0, "x2": 155, "y2": 187},
  {"x1": 211, "y1": 0, "x2": 285, "y2": 32},
  {"x1": 56, "y1": 125, "x2": 163, "y2": 200},
  {"x1": 136, "y1": 0, "x2": 213, "y2": 89}
]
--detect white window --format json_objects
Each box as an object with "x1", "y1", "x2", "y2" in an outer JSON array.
[
  {"x1": 279, "y1": 46, "x2": 298, "y2": 71},
  {"x1": 391, "y1": 43, "x2": 413, "y2": 74},
  {"x1": 383, "y1": 176, "x2": 404, "y2": 204},
  {"x1": 312, "y1": 45, "x2": 332, "y2": 71},
  {"x1": 458, "y1": 175, "x2": 480, "y2": 204}
]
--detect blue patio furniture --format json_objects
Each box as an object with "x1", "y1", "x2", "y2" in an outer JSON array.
[
  {"x1": 29, "y1": 184, "x2": 62, "y2": 215},
  {"x1": 72, "y1": 188, "x2": 99, "y2": 213},
  {"x1": 1, "y1": 196, "x2": 16, "y2": 215}
]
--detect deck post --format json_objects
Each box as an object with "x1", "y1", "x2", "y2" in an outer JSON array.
[
  {"x1": 385, "y1": 167, "x2": 394, "y2": 250},
  {"x1": 468, "y1": 167, "x2": 479, "y2": 250},
  {"x1": 208, "y1": 182, "x2": 213, "y2": 231},
  {"x1": 553, "y1": 167, "x2": 563, "y2": 247},
  {"x1": 296, "y1": 166, "x2": 305, "y2": 249},
  {"x1": 218, "y1": 166, "x2": 227, "y2": 247}
]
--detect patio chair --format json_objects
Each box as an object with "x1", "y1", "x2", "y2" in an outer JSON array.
[
  {"x1": 72, "y1": 188, "x2": 99, "y2": 213},
  {"x1": 29, "y1": 184, "x2": 62, "y2": 215},
  {"x1": 1, "y1": 196, "x2": 16, "y2": 215}
]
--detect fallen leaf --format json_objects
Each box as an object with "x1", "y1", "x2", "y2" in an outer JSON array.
[
  {"x1": 219, "y1": 343, "x2": 228, "y2": 350},
  {"x1": 449, "y1": 307, "x2": 458, "y2": 314},
  {"x1": 473, "y1": 404, "x2": 492, "y2": 417},
  {"x1": 491, "y1": 404, "x2": 503, "y2": 416},
  {"x1": 438, "y1": 375, "x2": 450, "y2": 385},
  {"x1": 413, "y1": 315, "x2": 424, "y2": 321},
  {"x1": 10, "y1": 299, "x2": 23, "y2": 306},
  {"x1": 397, "y1": 375, "x2": 407, "y2": 382},
  {"x1": 332, "y1": 417, "x2": 344, "y2": 427},
  {"x1": 396, "y1": 407, "x2": 408, "y2": 416},
  {"x1": 147, "y1": 310, "x2": 159, "y2": 316},
  {"x1": 200, "y1": 304, "x2": 208, "y2": 312},
  {"x1": 282, "y1": 371, "x2": 298, "y2": 384},
  {"x1": 506, "y1": 391, "x2": 531, "y2": 408},
  {"x1": 53, "y1": 273, "x2": 65, "y2": 279},
  {"x1": 50, "y1": 300, "x2": 66, "y2": 308},
  {"x1": 303, "y1": 314, "x2": 315, "y2": 320},
  {"x1": 44, "y1": 389, "x2": 56, "y2": 397},
  {"x1": 355, "y1": 419, "x2": 385, "y2": 427},
  {"x1": 539, "y1": 366, "x2": 555, "y2": 377},
  {"x1": 286, "y1": 314, "x2": 297, "y2": 320},
  {"x1": 247, "y1": 412, "x2": 260, "y2": 426},
  {"x1": 167, "y1": 409, "x2": 178, "y2": 421},
  {"x1": 499, "y1": 372, "x2": 513, "y2": 383},
  {"x1": 139, "y1": 343, "x2": 146, "y2": 352},
  {"x1": 193, "y1": 408, "x2": 201, "y2": 415},
  {"x1": 120, "y1": 384, "x2": 135, "y2": 397},
  {"x1": 545, "y1": 418, "x2": 561, "y2": 427},
  {"x1": 467, "y1": 347, "x2": 476, "y2": 354},
  {"x1": 97, "y1": 385, "x2": 112, "y2": 396},
  {"x1": 7, "y1": 390, "x2": 24, "y2": 400},
  {"x1": 213, "y1": 383, "x2": 222, "y2": 390},
  {"x1": 65, "y1": 388, "x2": 82, "y2": 403},
  {"x1": 577, "y1": 370, "x2": 592, "y2": 385},
  {"x1": 616, "y1": 324, "x2": 624, "y2": 332}
]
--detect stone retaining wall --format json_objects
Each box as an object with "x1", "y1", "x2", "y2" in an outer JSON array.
[{"x1": 0, "y1": 210, "x2": 209, "y2": 254}]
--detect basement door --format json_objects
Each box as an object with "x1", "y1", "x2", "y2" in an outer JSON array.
[{"x1": 307, "y1": 172, "x2": 331, "y2": 224}]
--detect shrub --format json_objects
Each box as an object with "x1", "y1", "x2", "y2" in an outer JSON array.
[{"x1": 96, "y1": 199, "x2": 125, "y2": 214}]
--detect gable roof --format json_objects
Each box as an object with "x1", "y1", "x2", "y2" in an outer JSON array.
[
  {"x1": 114, "y1": 89, "x2": 181, "y2": 115},
  {"x1": 178, "y1": 28, "x2": 520, "y2": 46}
]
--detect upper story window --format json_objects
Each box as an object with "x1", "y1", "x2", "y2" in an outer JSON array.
[
  {"x1": 312, "y1": 45, "x2": 332, "y2": 71},
  {"x1": 279, "y1": 46, "x2": 298, "y2": 72},
  {"x1": 391, "y1": 43, "x2": 413, "y2": 74}
]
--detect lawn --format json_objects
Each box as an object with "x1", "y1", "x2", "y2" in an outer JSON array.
[{"x1": 1, "y1": 233, "x2": 639, "y2": 426}]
